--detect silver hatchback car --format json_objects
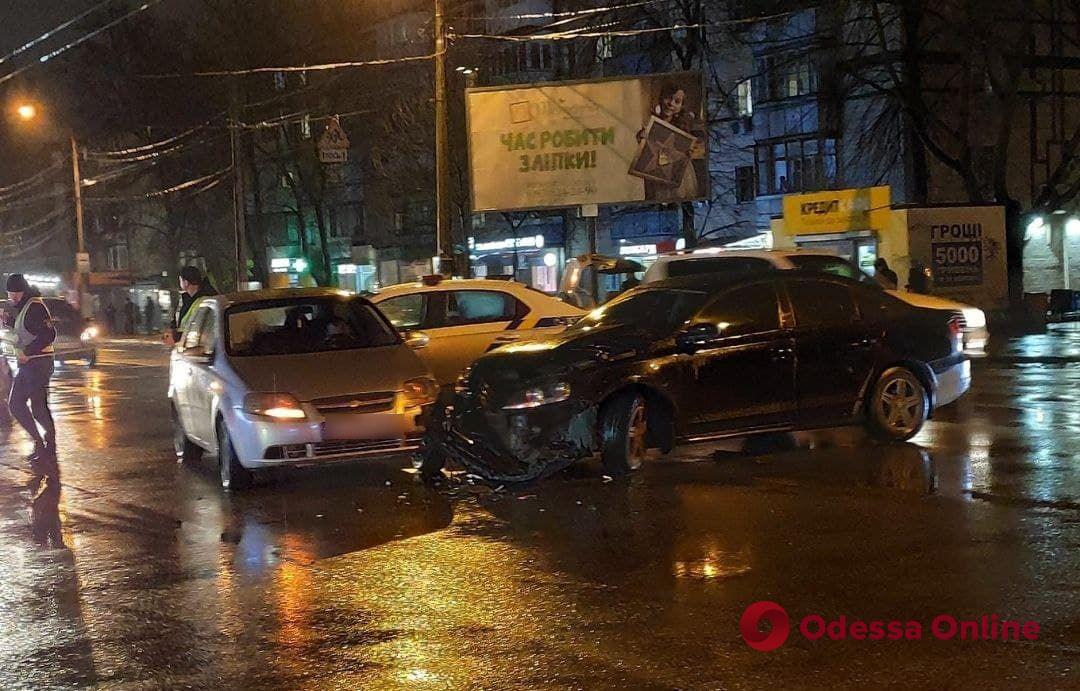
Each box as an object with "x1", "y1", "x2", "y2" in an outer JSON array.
[{"x1": 169, "y1": 288, "x2": 438, "y2": 490}]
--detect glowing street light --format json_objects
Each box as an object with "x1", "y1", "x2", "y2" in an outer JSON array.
[
  {"x1": 16, "y1": 103, "x2": 37, "y2": 121},
  {"x1": 1026, "y1": 216, "x2": 1046, "y2": 240}
]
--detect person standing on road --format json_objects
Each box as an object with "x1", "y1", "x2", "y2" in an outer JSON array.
[
  {"x1": 2, "y1": 274, "x2": 57, "y2": 462},
  {"x1": 874, "y1": 258, "x2": 899, "y2": 290},
  {"x1": 164, "y1": 266, "x2": 216, "y2": 346},
  {"x1": 143, "y1": 295, "x2": 156, "y2": 332}
]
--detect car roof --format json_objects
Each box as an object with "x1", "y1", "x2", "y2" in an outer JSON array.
[
  {"x1": 644, "y1": 268, "x2": 863, "y2": 294},
  {"x1": 372, "y1": 278, "x2": 542, "y2": 299},
  {"x1": 654, "y1": 248, "x2": 841, "y2": 264},
  {"x1": 211, "y1": 287, "x2": 360, "y2": 309}
]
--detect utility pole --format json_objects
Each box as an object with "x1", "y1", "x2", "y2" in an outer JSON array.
[
  {"x1": 69, "y1": 133, "x2": 88, "y2": 316},
  {"x1": 229, "y1": 125, "x2": 247, "y2": 290},
  {"x1": 434, "y1": 0, "x2": 454, "y2": 276},
  {"x1": 229, "y1": 86, "x2": 248, "y2": 291}
]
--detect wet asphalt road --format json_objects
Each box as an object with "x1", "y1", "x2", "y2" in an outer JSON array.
[{"x1": 1, "y1": 335, "x2": 1078, "y2": 689}]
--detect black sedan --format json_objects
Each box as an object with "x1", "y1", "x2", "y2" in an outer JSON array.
[{"x1": 425, "y1": 272, "x2": 971, "y2": 483}]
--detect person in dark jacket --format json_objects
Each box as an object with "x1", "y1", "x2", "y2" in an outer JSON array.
[
  {"x1": 164, "y1": 266, "x2": 217, "y2": 346},
  {"x1": 2, "y1": 274, "x2": 57, "y2": 461},
  {"x1": 874, "y1": 258, "x2": 899, "y2": 290}
]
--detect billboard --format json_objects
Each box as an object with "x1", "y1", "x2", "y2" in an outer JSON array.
[
  {"x1": 906, "y1": 205, "x2": 1008, "y2": 309},
  {"x1": 467, "y1": 72, "x2": 708, "y2": 212}
]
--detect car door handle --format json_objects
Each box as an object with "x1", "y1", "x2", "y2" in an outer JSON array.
[
  {"x1": 493, "y1": 335, "x2": 520, "y2": 344},
  {"x1": 849, "y1": 338, "x2": 875, "y2": 349}
]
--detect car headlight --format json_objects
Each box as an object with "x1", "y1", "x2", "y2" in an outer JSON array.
[
  {"x1": 80, "y1": 326, "x2": 100, "y2": 341},
  {"x1": 401, "y1": 377, "x2": 439, "y2": 408},
  {"x1": 244, "y1": 393, "x2": 307, "y2": 420},
  {"x1": 961, "y1": 307, "x2": 986, "y2": 330},
  {"x1": 502, "y1": 381, "x2": 571, "y2": 410}
]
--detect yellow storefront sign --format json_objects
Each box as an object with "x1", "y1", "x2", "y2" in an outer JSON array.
[{"x1": 782, "y1": 186, "x2": 891, "y2": 234}]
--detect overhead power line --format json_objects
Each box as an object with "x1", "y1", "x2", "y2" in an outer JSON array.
[
  {"x1": 0, "y1": 207, "x2": 69, "y2": 239},
  {"x1": 140, "y1": 52, "x2": 440, "y2": 79},
  {"x1": 86, "y1": 166, "x2": 230, "y2": 203},
  {"x1": 0, "y1": 0, "x2": 119, "y2": 67},
  {"x1": 452, "y1": 23, "x2": 705, "y2": 41},
  {"x1": 85, "y1": 120, "x2": 214, "y2": 158},
  {"x1": 0, "y1": 0, "x2": 168, "y2": 86},
  {"x1": 460, "y1": 0, "x2": 664, "y2": 22}
]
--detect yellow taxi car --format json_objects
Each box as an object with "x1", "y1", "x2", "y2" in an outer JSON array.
[{"x1": 370, "y1": 277, "x2": 584, "y2": 385}]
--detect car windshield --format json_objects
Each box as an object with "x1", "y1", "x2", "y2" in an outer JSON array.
[
  {"x1": 787, "y1": 255, "x2": 878, "y2": 286},
  {"x1": 567, "y1": 288, "x2": 709, "y2": 336},
  {"x1": 226, "y1": 297, "x2": 400, "y2": 356}
]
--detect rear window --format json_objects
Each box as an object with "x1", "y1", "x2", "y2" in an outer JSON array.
[
  {"x1": 226, "y1": 298, "x2": 399, "y2": 357},
  {"x1": 788, "y1": 255, "x2": 877, "y2": 285},
  {"x1": 666, "y1": 257, "x2": 773, "y2": 279},
  {"x1": 568, "y1": 288, "x2": 709, "y2": 337}
]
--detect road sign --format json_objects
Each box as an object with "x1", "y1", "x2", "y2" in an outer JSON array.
[
  {"x1": 76, "y1": 252, "x2": 90, "y2": 273},
  {"x1": 318, "y1": 117, "x2": 350, "y2": 164}
]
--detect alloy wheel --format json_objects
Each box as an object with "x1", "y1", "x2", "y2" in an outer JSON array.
[{"x1": 877, "y1": 376, "x2": 926, "y2": 436}]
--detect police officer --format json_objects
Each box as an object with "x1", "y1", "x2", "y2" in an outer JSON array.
[
  {"x1": 3, "y1": 274, "x2": 57, "y2": 461},
  {"x1": 163, "y1": 266, "x2": 216, "y2": 346}
]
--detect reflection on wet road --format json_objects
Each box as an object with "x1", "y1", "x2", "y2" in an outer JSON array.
[{"x1": 0, "y1": 340, "x2": 1077, "y2": 688}]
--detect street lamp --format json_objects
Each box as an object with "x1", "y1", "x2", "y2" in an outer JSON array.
[{"x1": 13, "y1": 101, "x2": 89, "y2": 315}]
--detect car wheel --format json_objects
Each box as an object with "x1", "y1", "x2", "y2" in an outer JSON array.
[
  {"x1": 172, "y1": 405, "x2": 202, "y2": 465},
  {"x1": 217, "y1": 418, "x2": 252, "y2": 491},
  {"x1": 867, "y1": 366, "x2": 929, "y2": 441},
  {"x1": 600, "y1": 392, "x2": 649, "y2": 476}
]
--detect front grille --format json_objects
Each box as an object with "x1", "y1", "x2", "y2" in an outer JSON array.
[
  {"x1": 274, "y1": 436, "x2": 422, "y2": 461},
  {"x1": 311, "y1": 391, "x2": 395, "y2": 415}
]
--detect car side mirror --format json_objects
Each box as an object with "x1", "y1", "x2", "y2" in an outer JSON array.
[
  {"x1": 676, "y1": 323, "x2": 721, "y2": 353},
  {"x1": 405, "y1": 331, "x2": 430, "y2": 350}
]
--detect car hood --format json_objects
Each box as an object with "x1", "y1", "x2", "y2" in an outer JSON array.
[
  {"x1": 473, "y1": 325, "x2": 650, "y2": 385},
  {"x1": 887, "y1": 290, "x2": 972, "y2": 311},
  {"x1": 227, "y1": 345, "x2": 430, "y2": 401}
]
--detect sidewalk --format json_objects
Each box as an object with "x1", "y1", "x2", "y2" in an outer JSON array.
[{"x1": 984, "y1": 322, "x2": 1080, "y2": 364}]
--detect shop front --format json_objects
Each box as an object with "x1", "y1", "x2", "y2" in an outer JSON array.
[
  {"x1": 468, "y1": 233, "x2": 565, "y2": 293},
  {"x1": 773, "y1": 186, "x2": 895, "y2": 277},
  {"x1": 772, "y1": 186, "x2": 1009, "y2": 311}
]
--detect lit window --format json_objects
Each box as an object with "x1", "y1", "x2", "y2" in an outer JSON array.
[{"x1": 736, "y1": 80, "x2": 753, "y2": 117}]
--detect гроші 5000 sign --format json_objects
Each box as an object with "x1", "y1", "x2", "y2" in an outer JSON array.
[{"x1": 466, "y1": 72, "x2": 709, "y2": 212}]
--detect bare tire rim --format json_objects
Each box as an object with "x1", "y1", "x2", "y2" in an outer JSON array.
[
  {"x1": 877, "y1": 375, "x2": 925, "y2": 436},
  {"x1": 627, "y1": 398, "x2": 648, "y2": 470}
]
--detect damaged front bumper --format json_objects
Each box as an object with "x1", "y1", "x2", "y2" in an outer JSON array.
[{"x1": 427, "y1": 392, "x2": 597, "y2": 483}]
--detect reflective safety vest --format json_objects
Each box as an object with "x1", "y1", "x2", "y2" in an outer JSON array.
[
  {"x1": 11, "y1": 297, "x2": 54, "y2": 359},
  {"x1": 178, "y1": 296, "x2": 206, "y2": 332}
]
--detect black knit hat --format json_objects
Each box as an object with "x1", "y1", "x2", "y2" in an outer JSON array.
[{"x1": 5, "y1": 274, "x2": 29, "y2": 293}]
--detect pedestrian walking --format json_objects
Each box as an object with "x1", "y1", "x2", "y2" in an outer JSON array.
[{"x1": 1, "y1": 274, "x2": 57, "y2": 463}]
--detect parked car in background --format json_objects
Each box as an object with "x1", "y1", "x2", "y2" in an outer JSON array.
[
  {"x1": 169, "y1": 288, "x2": 438, "y2": 490},
  {"x1": 642, "y1": 248, "x2": 989, "y2": 352},
  {"x1": 0, "y1": 297, "x2": 98, "y2": 368},
  {"x1": 370, "y1": 276, "x2": 584, "y2": 385},
  {"x1": 428, "y1": 272, "x2": 970, "y2": 483}
]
